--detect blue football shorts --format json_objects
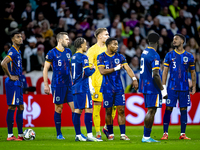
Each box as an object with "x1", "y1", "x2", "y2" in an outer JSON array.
[
  {"x1": 143, "y1": 93, "x2": 162, "y2": 108},
  {"x1": 103, "y1": 92, "x2": 125, "y2": 108},
  {"x1": 73, "y1": 92, "x2": 92, "y2": 109}
]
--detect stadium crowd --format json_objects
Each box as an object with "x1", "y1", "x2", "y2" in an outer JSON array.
[{"x1": 0, "y1": 0, "x2": 200, "y2": 91}]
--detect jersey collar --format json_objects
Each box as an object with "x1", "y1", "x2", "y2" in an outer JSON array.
[
  {"x1": 147, "y1": 46, "x2": 156, "y2": 51},
  {"x1": 174, "y1": 49, "x2": 185, "y2": 55},
  {"x1": 76, "y1": 51, "x2": 83, "y2": 54},
  {"x1": 105, "y1": 51, "x2": 115, "y2": 57},
  {"x1": 12, "y1": 45, "x2": 19, "y2": 53},
  {"x1": 56, "y1": 47, "x2": 64, "y2": 52}
]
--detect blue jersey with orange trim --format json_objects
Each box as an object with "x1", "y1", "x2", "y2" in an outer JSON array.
[
  {"x1": 71, "y1": 52, "x2": 95, "y2": 94},
  {"x1": 46, "y1": 47, "x2": 72, "y2": 87},
  {"x1": 7, "y1": 45, "x2": 23, "y2": 85},
  {"x1": 164, "y1": 49, "x2": 195, "y2": 91},
  {"x1": 139, "y1": 47, "x2": 161, "y2": 94},
  {"x1": 97, "y1": 52, "x2": 127, "y2": 93}
]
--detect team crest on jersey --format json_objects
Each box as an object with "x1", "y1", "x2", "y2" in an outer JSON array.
[
  {"x1": 8, "y1": 52, "x2": 13, "y2": 56},
  {"x1": 114, "y1": 58, "x2": 120, "y2": 64},
  {"x1": 84, "y1": 59, "x2": 88, "y2": 64},
  {"x1": 66, "y1": 53, "x2": 70, "y2": 59},
  {"x1": 183, "y1": 56, "x2": 188, "y2": 63}
]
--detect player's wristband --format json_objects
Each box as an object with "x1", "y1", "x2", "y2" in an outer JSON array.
[
  {"x1": 114, "y1": 64, "x2": 121, "y2": 71},
  {"x1": 132, "y1": 77, "x2": 137, "y2": 81}
]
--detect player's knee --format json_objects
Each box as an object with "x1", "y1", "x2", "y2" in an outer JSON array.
[
  {"x1": 148, "y1": 108, "x2": 156, "y2": 116},
  {"x1": 8, "y1": 105, "x2": 16, "y2": 110},
  {"x1": 19, "y1": 105, "x2": 24, "y2": 111},
  {"x1": 166, "y1": 106, "x2": 173, "y2": 111},
  {"x1": 118, "y1": 107, "x2": 125, "y2": 116},
  {"x1": 180, "y1": 107, "x2": 187, "y2": 111},
  {"x1": 106, "y1": 109, "x2": 112, "y2": 117}
]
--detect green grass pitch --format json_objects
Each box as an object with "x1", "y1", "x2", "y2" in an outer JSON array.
[{"x1": 0, "y1": 126, "x2": 200, "y2": 150}]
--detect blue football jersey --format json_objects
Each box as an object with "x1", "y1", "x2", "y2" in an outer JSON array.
[
  {"x1": 97, "y1": 52, "x2": 127, "y2": 93},
  {"x1": 7, "y1": 45, "x2": 23, "y2": 86},
  {"x1": 139, "y1": 47, "x2": 161, "y2": 94},
  {"x1": 71, "y1": 52, "x2": 95, "y2": 94},
  {"x1": 46, "y1": 47, "x2": 72, "y2": 87},
  {"x1": 164, "y1": 49, "x2": 195, "y2": 91}
]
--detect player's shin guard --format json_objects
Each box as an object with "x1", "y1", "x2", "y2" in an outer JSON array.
[
  {"x1": 180, "y1": 110, "x2": 187, "y2": 133},
  {"x1": 163, "y1": 110, "x2": 172, "y2": 133},
  {"x1": 85, "y1": 113, "x2": 92, "y2": 134},
  {"x1": 54, "y1": 112, "x2": 61, "y2": 136},
  {"x1": 107, "y1": 125, "x2": 113, "y2": 135},
  {"x1": 16, "y1": 110, "x2": 23, "y2": 134},
  {"x1": 93, "y1": 105, "x2": 101, "y2": 132},
  {"x1": 144, "y1": 126, "x2": 151, "y2": 138},
  {"x1": 6, "y1": 109, "x2": 15, "y2": 134},
  {"x1": 73, "y1": 113, "x2": 81, "y2": 135},
  {"x1": 119, "y1": 124, "x2": 125, "y2": 135}
]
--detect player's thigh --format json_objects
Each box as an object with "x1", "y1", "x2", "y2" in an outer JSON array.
[
  {"x1": 5, "y1": 79, "x2": 21, "y2": 106},
  {"x1": 103, "y1": 93, "x2": 114, "y2": 108},
  {"x1": 51, "y1": 86, "x2": 67, "y2": 104},
  {"x1": 114, "y1": 93, "x2": 125, "y2": 106},
  {"x1": 144, "y1": 93, "x2": 162, "y2": 108},
  {"x1": 92, "y1": 86, "x2": 103, "y2": 102},
  {"x1": 178, "y1": 91, "x2": 191, "y2": 107},
  {"x1": 166, "y1": 90, "x2": 178, "y2": 107},
  {"x1": 73, "y1": 92, "x2": 92, "y2": 110}
]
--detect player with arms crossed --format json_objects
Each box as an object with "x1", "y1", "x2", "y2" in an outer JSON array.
[
  {"x1": 97, "y1": 38, "x2": 138, "y2": 140},
  {"x1": 1, "y1": 32, "x2": 24, "y2": 141},
  {"x1": 139, "y1": 33, "x2": 168, "y2": 143},
  {"x1": 87, "y1": 28, "x2": 117, "y2": 139},
  {"x1": 161, "y1": 34, "x2": 196, "y2": 140},
  {"x1": 43, "y1": 32, "x2": 74, "y2": 140},
  {"x1": 71, "y1": 37, "x2": 102, "y2": 142}
]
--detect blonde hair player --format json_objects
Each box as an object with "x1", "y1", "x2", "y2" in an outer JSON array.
[{"x1": 87, "y1": 28, "x2": 116, "y2": 140}]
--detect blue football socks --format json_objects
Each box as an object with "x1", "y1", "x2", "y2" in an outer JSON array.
[
  {"x1": 73, "y1": 113, "x2": 81, "y2": 135},
  {"x1": 163, "y1": 110, "x2": 172, "y2": 133},
  {"x1": 6, "y1": 109, "x2": 15, "y2": 134},
  {"x1": 84, "y1": 113, "x2": 92, "y2": 134},
  {"x1": 180, "y1": 110, "x2": 187, "y2": 133},
  {"x1": 54, "y1": 111, "x2": 61, "y2": 136},
  {"x1": 119, "y1": 124, "x2": 125, "y2": 135},
  {"x1": 16, "y1": 110, "x2": 23, "y2": 134},
  {"x1": 107, "y1": 125, "x2": 113, "y2": 134},
  {"x1": 144, "y1": 126, "x2": 151, "y2": 137}
]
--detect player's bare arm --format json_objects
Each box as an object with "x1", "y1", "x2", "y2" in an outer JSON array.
[
  {"x1": 43, "y1": 61, "x2": 51, "y2": 94},
  {"x1": 1, "y1": 56, "x2": 19, "y2": 81},
  {"x1": 123, "y1": 63, "x2": 138, "y2": 90},
  {"x1": 98, "y1": 64, "x2": 123, "y2": 75},
  {"x1": 162, "y1": 66, "x2": 169, "y2": 85},
  {"x1": 190, "y1": 69, "x2": 196, "y2": 95}
]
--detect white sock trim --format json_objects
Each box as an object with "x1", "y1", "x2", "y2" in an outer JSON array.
[
  {"x1": 143, "y1": 135, "x2": 150, "y2": 139},
  {"x1": 8, "y1": 134, "x2": 13, "y2": 138},
  {"x1": 87, "y1": 133, "x2": 93, "y2": 137},
  {"x1": 164, "y1": 132, "x2": 168, "y2": 135},
  {"x1": 18, "y1": 134, "x2": 24, "y2": 137},
  {"x1": 181, "y1": 133, "x2": 185, "y2": 135},
  {"x1": 96, "y1": 131, "x2": 101, "y2": 136},
  {"x1": 109, "y1": 134, "x2": 114, "y2": 136},
  {"x1": 121, "y1": 134, "x2": 125, "y2": 136}
]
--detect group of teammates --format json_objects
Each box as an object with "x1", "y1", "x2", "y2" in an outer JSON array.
[{"x1": 1, "y1": 27, "x2": 196, "y2": 142}]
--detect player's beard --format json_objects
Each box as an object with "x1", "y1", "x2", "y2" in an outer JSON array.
[
  {"x1": 62, "y1": 42, "x2": 68, "y2": 48},
  {"x1": 173, "y1": 44, "x2": 181, "y2": 49}
]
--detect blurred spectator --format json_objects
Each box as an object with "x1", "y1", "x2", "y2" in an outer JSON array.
[
  {"x1": 196, "y1": 27, "x2": 200, "y2": 46},
  {"x1": 187, "y1": 37, "x2": 199, "y2": 53},
  {"x1": 169, "y1": 0, "x2": 180, "y2": 19},
  {"x1": 5, "y1": 21, "x2": 19, "y2": 36},
  {"x1": 195, "y1": 8, "x2": 200, "y2": 31},
  {"x1": 121, "y1": 26, "x2": 133, "y2": 38},
  {"x1": 78, "y1": 1, "x2": 93, "y2": 18},
  {"x1": 115, "y1": 28, "x2": 123, "y2": 47},
  {"x1": 40, "y1": 20, "x2": 54, "y2": 39},
  {"x1": 150, "y1": 17, "x2": 166, "y2": 35},
  {"x1": 181, "y1": 27, "x2": 190, "y2": 42},
  {"x1": 107, "y1": 19, "x2": 120, "y2": 38},
  {"x1": 183, "y1": 17, "x2": 196, "y2": 37},
  {"x1": 157, "y1": 36, "x2": 169, "y2": 60},
  {"x1": 80, "y1": 15, "x2": 90, "y2": 31},
  {"x1": 175, "y1": 9, "x2": 185, "y2": 30},
  {"x1": 1, "y1": 43, "x2": 11, "y2": 60},
  {"x1": 136, "y1": 16, "x2": 147, "y2": 38},
  {"x1": 31, "y1": 44, "x2": 45, "y2": 71},
  {"x1": 139, "y1": 0, "x2": 154, "y2": 11},
  {"x1": 196, "y1": 53, "x2": 200, "y2": 72},
  {"x1": 93, "y1": 9, "x2": 110, "y2": 29},
  {"x1": 132, "y1": 0, "x2": 145, "y2": 17},
  {"x1": 134, "y1": 47, "x2": 142, "y2": 60},
  {"x1": 144, "y1": 14, "x2": 153, "y2": 29},
  {"x1": 75, "y1": 0, "x2": 94, "y2": 6},
  {"x1": 62, "y1": 7, "x2": 76, "y2": 30},
  {"x1": 96, "y1": 2, "x2": 109, "y2": 18},
  {"x1": 129, "y1": 26, "x2": 144, "y2": 48},
  {"x1": 119, "y1": 44, "x2": 126, "y2": 57},
  {"x1": 148, "y1": 1, "x2": 161, "y2": 18},
  {"x1": 36, "y1": 12, "x2": 45, "y2": 26},
  {"x1": 119, "y1": 1, "x2": 131, "y2": 21},
  {"x1": 167, "y1": 22, "x2": 180, "y2": 40},
  {"x1": 21, "y1": 3, "x2": 35, "y2": 26},
  {"x1": 156, "y1": 6, "x2": 174, "y2": 29},
  {"x1": 125, "y1": 40, "x2": 135, "y2": 63},
  {"x1": 161, "y1": 28, "x2": 171, "y2": 48},
  {"x1": 54, "y1": 18, "x2": 65, "y2": 35},
  {"x1": 184, "y1": 45, "x2": 191, "y2": 52},
  {"x1": 139, "y1": 39, "x2": 148, "y2": 51},
  {"x1": 57, "y1": 0, "x2": 66, "y2": 18},
  {"x1": 84, "y1": 29, "x2": 93, "y2": 46},
  {"x1": 183, "y1": 5, "x2": 193, "y2": 18},
  {"x1": 129, "y1": 56, "x2": 139, "y2": 71},
  {"x1": 23, "y1": 36, "x2": 37, "y2": 72},
  {"x1": 125, "y1": 10, "x2": 138, "y2": 29}
]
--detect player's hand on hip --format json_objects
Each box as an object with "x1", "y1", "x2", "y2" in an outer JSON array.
[
  {"x1": 190, "y1": 86, "x2": 196, "y2": 95},
  {"x1": 132, "y1": 80, "x2": 138, "y2": 90},
  {"x1": 161, "y1": 85, "x2": 168, "y2": 99},
  {"x1": 44, "y1": 85, "x2": 50, "y2": 95},
  {"x1": 10, "y1": 75, "x2": 19, "y2": 81}
]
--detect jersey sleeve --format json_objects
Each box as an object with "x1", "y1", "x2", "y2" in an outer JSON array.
[
  {"x1": 97, "y1": 54, "x2": 105, "y2": 67},
  {"x1": 120, "y1": 54, "x2": 128, "y2": 65},
  {"x1": 82, "y1": 55, "x2": 90, "y2": 69},
  {"x1": 45, "y1": 50, "x2": 53, "y2": 63},
  {"x1": 164, "y1": 53, "x2": 170, "y2": 67},
  {"x1": 189, "y1": 54, "x2": 195, "y2": 70},
  {"x1": 87, "y1": 48, "x2": 95, "y2": 66},
  {"x1": 152, "y1": 54, "x2": 160, "y2": 70},
  {"x1": 7, "y1": 50, "x2": 15, "y2": 61}
]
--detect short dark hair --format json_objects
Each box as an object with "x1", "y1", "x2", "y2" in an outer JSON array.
[
  {"x1": 74, "y1": 37, "x2": 85, "y2": 49},
  {"x1": 11, "y1": 32, "x2": 20, "y2": 39},
  {"x1": 56, "y1": 32, "x2": 68, "y2": 41},
  {"x1": 105, "y1": 38, "x2": 117, "y2": 47},
  {"x1": 174, "y1": 33, "x2": 185, "y2": 44}
]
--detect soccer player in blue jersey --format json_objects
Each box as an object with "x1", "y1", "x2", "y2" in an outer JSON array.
[
  {"x1": 43, "y1": 32, "x2": 74, "y2": 140},
  {"x1": 97, "y1": 38, "x2": 138, "y2": 140},
  {"x1": 139, "y1": 32, "x2": 168, "y2": 143},
  {"x1": 71, "y1": 37, "x2": 102, "y2": 142},
  {"x1": 161, "y1": 34, "x2": 196, "y2": 140},
  {"x1": 1, "y1": 32, "x2": 24, "y2": 141}
]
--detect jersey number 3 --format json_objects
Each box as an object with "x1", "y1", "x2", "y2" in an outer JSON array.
[{"x1": 140, "y1": 58, "x2": 144, "y2": 74}]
